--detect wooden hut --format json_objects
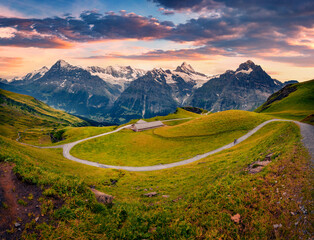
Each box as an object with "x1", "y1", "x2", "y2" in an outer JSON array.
[{"x1": 131, "y1": 120, "x2": 164, "y2": 132}]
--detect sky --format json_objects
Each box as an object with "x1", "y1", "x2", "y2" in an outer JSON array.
[{"x1": 0, "y1": 0, "x2": 313, "y2": 82}]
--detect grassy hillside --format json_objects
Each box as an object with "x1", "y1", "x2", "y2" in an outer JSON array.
[
  {"x1": 255, "y1": 80, "x2": 314, "y2": 123},
  {"x1": 124, "y1": 108, "x2": 200, "y2": 126},
  {"x1": 0, "y1": 88, "x2": 89, "y2": 140},
  {"x1": 152, "y1": 107, "x2": 201, "y2": 119},
  {"x1": 0, "y1": 87, "x2": 312, "y2": 239},
  {"x1": 0, "y1": 120, "x2": 311, "y2": 239},
  {"x1": 71, "y1": 110, "x2": 271, "y2": 166},
  {"x1": 18, "y1": 108, "x2": 199, "y2": 146}
]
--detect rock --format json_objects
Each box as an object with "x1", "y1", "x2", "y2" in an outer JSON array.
[
  {"x1": 172, "y1": 196, "x2": 183, "y2": 202},
  {"x1": 299, "y1": 205, "x2": 308, "y2": 214},
  {"x1": 144, "y1": 192, "x2": 158, "y2": 197},
  {"x1": 231, "y1": 213, "x2": 241, "y2": 223},
  {"x1": 273, "y1": 223, "x2": 282, "y2": 229},
  {"x1": 110, "y1": 179, "x2": 118, "y2": 186},
  {"x1": 248, "y1": 165, "x2": 264, "y2": 174},
  {"x1": 265, "y1": 153, "x2": 273, "y2": 161},
  {"x1": 90, "y1": 188, "x2": 114, "y2": 204},
  {"x1": 257, "y1": 160, "x2": 271, "y2": 166},
  {"x1": 14, "y1": 222, "x2": 21, "y2": 227}
]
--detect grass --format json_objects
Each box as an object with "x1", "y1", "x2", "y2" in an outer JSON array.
[
  {"x1": 19, "y1": 108, "x2": 199, "y2": 146},
  {"x1": 0, "y1": 88, "x2": 88, "y2": 140},
  {"x1": 124, "y1": 108, "x2": 201, "y2": 126},
  {"x1": 71, "y1": 110, "x2": 271, "y2": 166},
  {"x1": 154, "y1": 110, "x2": 270, "y2": 137},
  {"x1": 0, "y1": 89, "x2": 312, "y2": 238},
  {"x1": 255, "y1": 79, "x2": 314, "y2": 123},
  {"x1": 45, "y1": 108, "x2": 199, "y2": 146},
  {"x1": 22, "y1": 126, "x2": 117, "y2": 146},
  {"x1": 0, "y1": 119, "x2": 312, "y2": 239},
  {"x1": 147, "y1": 108, "x2": 201, "y2": 121}
]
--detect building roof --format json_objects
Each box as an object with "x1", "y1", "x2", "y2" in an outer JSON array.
[
  {"x1": 133, "y1": 120, "x2": 164, "y2": 131},
  {"x1": 136, "y1": 119, "x2": 147, "y2": 124}
]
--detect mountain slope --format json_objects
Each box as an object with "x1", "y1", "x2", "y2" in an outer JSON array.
[
  {"x1": 189, "y1": 60, "x2": 284, "y2": 112},
  {"x1": 10, "y1": 66, "x2": 49, "y2": 85},
  {"x1": 15, "y1": 60, "x2": 122, "y2": 120},
  {"x1": 110, "y1": 69, "x2": 178, "y2": 123},
  {"x1": 0, "y1": 88, "x2": 89, "y2": 139},
  {"x1": 255, "y1": 79, "x2": 314, "y2": 123},
  {"x1": 109, "y1": 63, "x2": 213, "y2": 123}
]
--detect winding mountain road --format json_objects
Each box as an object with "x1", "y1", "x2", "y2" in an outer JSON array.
[{"x1": 21, "y1": 119, "x2": 314, "y2": 171}]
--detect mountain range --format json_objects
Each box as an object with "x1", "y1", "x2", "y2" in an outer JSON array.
[{"x1": 0, "y1": 60, "x2": 297, "y2": 124}]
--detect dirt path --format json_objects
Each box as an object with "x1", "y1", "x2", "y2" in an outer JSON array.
[
  {"x1": 296, "y1": 122, "x2": 314, "y2": 163},
  {"x1": 19, "y1": 119, "x2": 314, "y2": 171},
  {"x1": 0, "y1": 163, "x2": 45, "y2": 239},
  {"x1": 0, "y1": 164, "x2": 18, "y2": 234}
]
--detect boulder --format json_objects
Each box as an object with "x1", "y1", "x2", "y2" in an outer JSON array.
[
  {"x1": 231, "y1": 213, "x2": 241, "y2": 223},
  {"x1": 144, "y1": 192, "x2": 158, "y2": 197},
  {"x1": 90, "y1": 188, "x2": 114, "y2": 204}
]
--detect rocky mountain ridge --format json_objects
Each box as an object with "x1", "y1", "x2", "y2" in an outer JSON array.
[{"x1": 0, "y1": 60, "x2": 295, "y2": 123}]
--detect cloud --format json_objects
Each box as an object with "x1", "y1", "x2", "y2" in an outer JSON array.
[
  {"x1": 0, "y1": 27, "x2": 17, "y2": 38},
  {"x1": 151, "y1": 0, "x2": 204, "y2": 9},
  {"x1": 0, "y1": 3, "x2": 313, "y2": 67},
  {"x1": 0, "y1": 11, "x2": 173, "y2": 48},
  {"x1": 77, "y1": 46, "x2": 235, "y2": 61},
  {"x1": 151, "y1": 0, "x2": 313, "y2": 16},
  {"x1": 158, "y1": 8, "x2": 175, "y2": 15},
  {"x1": 0, "y1": 57, "x2": 23, "y2": 70}
]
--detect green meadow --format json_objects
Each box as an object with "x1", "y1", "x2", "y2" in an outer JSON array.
[
  {"x1": 0, "y1": 88, "x2": 312, "y2": 239},
  {"x1": 70, "y1": 111, "x2": 271, "y2": 166},
  {"x1": 0, "y1": 120, "x2": 311, "y2": 239},
  {"x1": 256, "y1": 79, "x2": 314, "y2": 123}
]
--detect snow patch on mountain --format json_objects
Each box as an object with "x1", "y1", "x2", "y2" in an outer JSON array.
[
  {"x1": 236, "y1": 68, "x2": 253, "y2": 75},
  {"x1": 86, "y1": 65, "x2": 146, "y2": 89},
  {"x1": 52, "y1": 60, "x2": 79, "y2": 71},
  {"x1": 60, "y1": 79, "x2": 67, "y2": 87},
  {"x1": 9, "y1": 66, "x2": 49, "y2": 82}
]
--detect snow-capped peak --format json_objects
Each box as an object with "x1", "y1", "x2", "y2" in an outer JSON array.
[
  {"x1": 50, "y1": 60, "x2": 78, "y2": 71},
  {"x1": 38, "y1": 66, "x2": 49, "y2": 73},
  {"x1": 8, "y1": 66, "x2": 49, "y2": 82},
  {"x1": 235, "y1": 60, "x2": 257, "y2": 75},
  {"x1": 24, "y1": 66, "x2": 48, "y2": 80},
  {"x1": 175, "y1": 62, "x2": 196, "y2": 74},
  {"x1": 182, "y1": 62, "x2": 195, "y2": 72},
  {"x1": 57, "y1": 59, "x2": 71, "y2": 68},
  {"x1": 236, "y1": 60, "x2": 256, "y2": 71}
]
